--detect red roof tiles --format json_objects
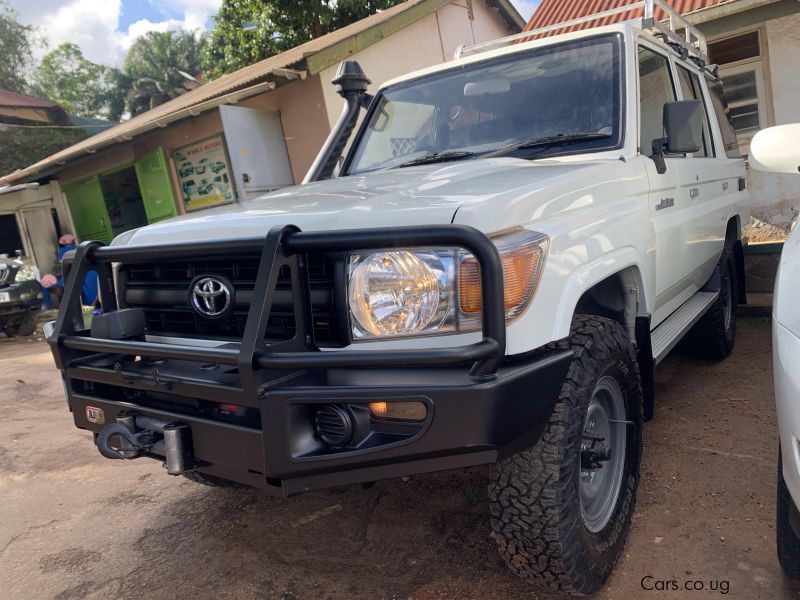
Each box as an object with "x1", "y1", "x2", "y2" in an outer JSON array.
[
  {"x1": 0, "y1": 89, "x2": 58, "y2": 109},
  {"x1": 525, "y1": 0, "x2": 736, "y2": 32}
]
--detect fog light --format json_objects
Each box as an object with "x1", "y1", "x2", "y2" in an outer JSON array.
[
  {"x1": 315, "y1": 404, "x2": 354, "y2": 447},
  {"x1": 368, "y1": 401, "x2": 427, "y2": 421}
]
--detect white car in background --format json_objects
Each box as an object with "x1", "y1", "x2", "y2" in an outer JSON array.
[{"x1": 750, "y1": 123, "x2": 800, "y2": 579}]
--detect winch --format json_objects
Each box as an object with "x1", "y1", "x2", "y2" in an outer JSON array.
[{"x1": 95, "y1": 412, "x2": 193, "y2": 475}]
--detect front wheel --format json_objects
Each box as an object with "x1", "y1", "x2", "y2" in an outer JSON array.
[
  {"x1": 3, "y1": 313, "x2": 36, "y2": 337},
  {"x1": 489, "y1": 315, "x2": 643, "y2": 596}
]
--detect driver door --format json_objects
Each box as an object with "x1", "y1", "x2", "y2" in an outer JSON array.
[{"x1": 638, "y1": 43, "x2": 706, "y2": 326}]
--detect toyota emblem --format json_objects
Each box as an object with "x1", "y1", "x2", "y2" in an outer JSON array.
[{"x1": 189, "y1": 276, "x2": 233, "y2": 319}]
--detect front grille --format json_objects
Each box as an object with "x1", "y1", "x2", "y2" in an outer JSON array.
[
  {"x1": 0, "y1": 266, "x2": 14, "y2": 287},
  {"x1": 120, "y1": 253, "x2": 343, "y2": 346}
]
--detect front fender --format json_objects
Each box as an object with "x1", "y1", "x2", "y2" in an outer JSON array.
[
  {"x1": 505, "y1": 246, "x2": 649, "y2": 354},
  {"x1": 551, "y1": 247, "x2": 648, "y2": 341}
]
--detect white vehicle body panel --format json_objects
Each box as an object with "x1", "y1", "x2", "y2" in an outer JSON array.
[
  {"x1": 775, "y1": 225, "x2": 800, "y2": 507},
  {"x1": 110, "y1": 23, "x2": 751, "y2": 358}
]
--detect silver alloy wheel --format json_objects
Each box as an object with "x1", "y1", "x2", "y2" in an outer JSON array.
[{"x1": 579, "y1": 375, "x2": 627, "y2": 533}]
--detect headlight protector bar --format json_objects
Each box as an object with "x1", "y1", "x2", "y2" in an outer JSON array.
[{"x1": 50, "y1": 225, "x2": 508, "y2": 397}]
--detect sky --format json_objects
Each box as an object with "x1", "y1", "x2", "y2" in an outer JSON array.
[{"x1": 9, "y1": 0, "x2": 542, "y2": 67}]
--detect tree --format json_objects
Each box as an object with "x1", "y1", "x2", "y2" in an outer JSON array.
[
  {"x1": 35, "y1": 43, "x2": 127, "y2": 121},
  {"x1": 203, "y1": 0, "x2": 404, "y2": 77},
  {"x1": 0, "y1": 0, "x2": 37, "y2": 93},
  {"x1": 124, "y1": 30, "x2": 206, "y2": 116}
]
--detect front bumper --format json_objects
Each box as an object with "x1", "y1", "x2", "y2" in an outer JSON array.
[
  {"x1": 49, "y1": 224, "x2": 571, "y2": 495},
  {"x1": 66, "y1": 350, "x2": 571, "y2": 495},
  {"x1": 0, "y1": 281, "x2": 43, "y2": 319},
  {"x1": 775, "y1": 320, "x2": 800, "y2": 508}
]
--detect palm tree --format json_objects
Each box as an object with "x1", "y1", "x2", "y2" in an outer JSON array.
[{"x1": 124, "y1": 30, "x2": 205, "y2": 116}]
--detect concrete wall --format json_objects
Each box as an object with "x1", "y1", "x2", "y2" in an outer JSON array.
[
  {"x1": 745, "y1": 11, "x2": 800, "y2": 237},
  {"x1": 319, "y1": 0, "x2": 515, "y2": 129}
]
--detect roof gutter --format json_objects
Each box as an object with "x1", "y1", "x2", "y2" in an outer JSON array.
[{"x1": 683, "y1": 0, "x2": 783, "y2": 24}]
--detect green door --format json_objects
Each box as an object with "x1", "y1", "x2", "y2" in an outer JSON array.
[
  {"x1": 63, "y1": 176, "x2": 114, "y2": 243},
  {"x1": 135, "y1": 147, "x2": 178, "y2": 223}
]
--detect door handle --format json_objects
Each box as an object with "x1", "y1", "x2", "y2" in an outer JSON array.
[
  {"x1": 689, "y1": 187, "x2": 700, "y2": 199},
  {"x1": 655, "y1": 197, "x2": 674, "y2": 211}
]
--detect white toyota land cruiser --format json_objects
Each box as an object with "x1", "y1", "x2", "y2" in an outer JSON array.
[{"x1": 48, "y1": 1, "x2": 751, "y2": 595}]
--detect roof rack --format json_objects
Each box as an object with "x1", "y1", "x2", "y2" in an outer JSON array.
[{"x1": 454, "y1": 0, "x2": 709, "y2": 65}]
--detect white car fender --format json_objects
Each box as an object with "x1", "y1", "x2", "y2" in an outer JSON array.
[{"x1": 548, "y1": 246, "x2": 648, "y2": 342}]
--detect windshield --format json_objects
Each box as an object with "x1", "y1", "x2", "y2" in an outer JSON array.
[{"x1": 345, "y1": 35, "x2": 623, "y2": 175}]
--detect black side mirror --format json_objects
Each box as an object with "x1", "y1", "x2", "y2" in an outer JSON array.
[{"x1": 651, "y1": 100, "x2": 703, "y2": 174}]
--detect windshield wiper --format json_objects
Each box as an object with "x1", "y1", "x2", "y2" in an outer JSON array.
[
  {"x1": 483, "y1": 132, "x2": 612, "y2": 159},
  {"x1": 391, "y1": 150, "x2": 476, "y2": 169}
]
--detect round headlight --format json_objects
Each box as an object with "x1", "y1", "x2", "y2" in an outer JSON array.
[
  {"x1": 14, "y1": 265, "x2": 37, "y2": 282},
  {"x1": 349, "y1": 251, "x2": 443, "y2": 337}
]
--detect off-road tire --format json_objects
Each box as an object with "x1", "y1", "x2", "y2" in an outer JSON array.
[
  {"x1": 777, "y1": 451, "x2": 800, "y2": 580},
  {"x1": 182, "y1": 471, "x2": 241, "y2": 488},
  {"x1": 3, "y1": 313, "x2": 36, "y2": 337},
  {"x1": 681, "y1": 242, "x2": 737, "y2": 360},
  {"x1": 488, "y1": 315, "x2": 643, "y2": 596}
]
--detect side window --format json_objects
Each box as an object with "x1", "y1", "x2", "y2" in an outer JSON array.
[
  {"x1": 676, "y1": 67, "x2": 714, "y2": 157},
  {"x1": 638, "y1": 46, "x2": 676, "y2": 155},
  {"x1": 707, "y1": 80, "x2": 741, "y2": 158}
]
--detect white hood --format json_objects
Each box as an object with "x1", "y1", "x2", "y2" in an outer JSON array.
[{"x1": 114, "y1": 157, "x2": 604, "y2": 247}]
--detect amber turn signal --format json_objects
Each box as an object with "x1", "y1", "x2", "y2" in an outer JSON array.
[
  {"x1": 459, "y1": 243, "x2": 545, "y2": 316},
  {"x1": 368, "y1": 401, "x2": 427, "y2": 421}
]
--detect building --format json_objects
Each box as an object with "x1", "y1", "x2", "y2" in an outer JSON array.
[
  {"x1": 526, "y1": 0, "x2": 800, "y2": 239},
  {"x1": 0, "y1": 89, "x2": 70, "y2": 127},
  {"x1": 0, "y1": 91, "x2": 74, "y2": 268},
  {"x1": 0, "y1": 0, "x2": 523, "y2": 251}
]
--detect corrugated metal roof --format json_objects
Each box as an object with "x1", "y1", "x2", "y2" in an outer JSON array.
[
  {"x1": 1, "y1": 0, "x2": 522, "y2": 184},
  {"x1": 525, "y1": 0, "x2": 736, "y2": 32},
  {"x1": 0, "y1": 89, "x2": 59, "y2": 109}
]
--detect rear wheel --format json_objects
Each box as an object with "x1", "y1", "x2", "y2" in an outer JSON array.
[
  {"x1": 488, "y1": 315, "x2": 643, "y2": 595},
  {"x1": 777, "y1": 450, "x2": 800, "y2": 580},
  {"x1": 682, "y1": 243, "x2": 737, "y2": 360}
]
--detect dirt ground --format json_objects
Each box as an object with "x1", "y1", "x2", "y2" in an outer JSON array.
[{"x1": 1, "y1": 317, "x2": 798, "y2": 600}]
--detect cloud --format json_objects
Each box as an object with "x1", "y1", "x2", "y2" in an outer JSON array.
[
  {"x1": 149, "y1": 0, "x2": 221, "y2": 31},
  {"x1": 10, "y1": 0, "x2": 221, "y2": 66}
]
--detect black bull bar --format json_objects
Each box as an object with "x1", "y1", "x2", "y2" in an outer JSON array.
[{"x1": 50, "y1": 224, "x2": 509, "y2": 396}]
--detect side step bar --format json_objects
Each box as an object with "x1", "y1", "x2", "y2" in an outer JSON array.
[{"x1": 651, "y1": 291, "x2": 719, "y2": 364}]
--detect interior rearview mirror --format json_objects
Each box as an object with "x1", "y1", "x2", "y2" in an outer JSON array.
[
  {"x1": 651, "y1": 100, "x2": 703, "y2": 174},
  {"x1": 463, "y1": 79, "x2": 511, "y2": 97},
  {"x1": 749, "y1": 124, "x2": 800, "y2": 174}
]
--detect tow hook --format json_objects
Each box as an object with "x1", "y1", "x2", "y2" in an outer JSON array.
[{"x1": 95, "y1": 413, "x2": 193, "y2": 475}]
